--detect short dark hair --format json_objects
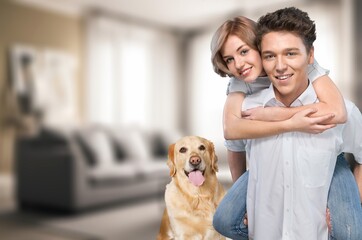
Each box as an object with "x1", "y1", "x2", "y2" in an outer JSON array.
[{"x1": 256, "y1": 7, "x2": 316, "y2": 52}]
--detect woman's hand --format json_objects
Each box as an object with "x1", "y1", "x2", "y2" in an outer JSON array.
[
  {"x1": 242, "y1": 106, "x2": 286, "y2": 121},
  {"x1": 286, "y1": 108, "x2": 336, "y2": 134}
]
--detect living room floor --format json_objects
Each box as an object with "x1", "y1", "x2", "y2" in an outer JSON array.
[
  {"x1": 0, "y1": 174, "x2": 165, "y2": 240},
  {"x1": 0, "y1": 170, "x2": 232, "y2": 240}
]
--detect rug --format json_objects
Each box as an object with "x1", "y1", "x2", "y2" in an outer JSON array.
[{"x1": 0, "y1": 198, "x2": 165, "y2": 240}]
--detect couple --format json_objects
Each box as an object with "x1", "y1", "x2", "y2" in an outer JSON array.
[{"x1": 211, "y1": 7, "x2": 362, "y2": 240}]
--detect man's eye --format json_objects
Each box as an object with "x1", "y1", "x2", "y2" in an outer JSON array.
[
  {"x1": 263, "y1": 55, "x2": 274, "y2": 60},
  {"x1": 287, "y1": 52, "x2": 297, "y2": 56},
  {"x1": 179, "y1": 147, "x2": 187, "y2": 153},
  {"x1": 199, "y1": 145, "x2": 205, "y2": 151}
]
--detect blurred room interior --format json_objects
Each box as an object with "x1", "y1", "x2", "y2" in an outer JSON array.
[{"x1": 0, "y1": 0, "x2": 361, "y2": 239}]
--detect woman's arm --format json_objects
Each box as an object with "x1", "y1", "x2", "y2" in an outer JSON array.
[
  {"x1": 312, "y1": 75, "x2": 347, "y2": 123},
  {"x1": 242, "y1": 75, "x2": 347, "y2": 124},
  {"x1": 223, "y1": 92, "x2": 336, "y2": 140}
]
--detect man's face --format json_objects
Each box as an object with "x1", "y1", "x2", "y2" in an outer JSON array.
[{"x1": 261, "y1": 31, "x2": 314, "y2": 106}]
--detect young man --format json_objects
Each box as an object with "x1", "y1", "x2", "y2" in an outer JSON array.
[{"x1": 242, "y1": 7, "x2": 362, "y2": 239}]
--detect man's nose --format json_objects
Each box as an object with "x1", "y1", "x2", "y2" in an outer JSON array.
[{"x1": 276, "y1": 56, "x2": 287, "y2": 72}]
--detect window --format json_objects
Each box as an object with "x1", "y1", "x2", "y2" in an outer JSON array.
[{"x1": 85, "y1": 16, "x2": 179, "y2": 130}]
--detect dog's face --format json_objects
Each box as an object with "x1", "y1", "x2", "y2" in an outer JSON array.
[{"x1": 167, "y1": 136, "x2": 218, "y2": 186}]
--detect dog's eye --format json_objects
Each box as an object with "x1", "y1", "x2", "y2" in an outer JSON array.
[
  {"x1": 179, "y1": 147, "x2": 187, "y2": 153},
  {"x1": 199, "y1": 145, "x2": 205, "y2": 151}
]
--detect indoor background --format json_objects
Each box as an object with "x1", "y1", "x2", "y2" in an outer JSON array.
[{"x1": 0, "y1": 0, "x2": 361, "y2": 239}]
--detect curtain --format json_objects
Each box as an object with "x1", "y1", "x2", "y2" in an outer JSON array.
[{"x1": 85, "y1": 15, "x2": 180, "y2": 130}]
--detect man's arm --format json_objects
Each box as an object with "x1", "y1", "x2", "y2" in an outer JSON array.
[
  {"x1": 227, "y1": 150, "x2": 246, "y2": 182},
  {"x1": 311, "y1": 75, "x2": 347, "y2": 123}
]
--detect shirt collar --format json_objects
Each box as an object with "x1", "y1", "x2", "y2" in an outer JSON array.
[{"x1": 262, "y1": 80, "x2": 318, "y2": 107}]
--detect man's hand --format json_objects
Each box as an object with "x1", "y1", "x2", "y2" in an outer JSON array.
[
  {"x1": 326, "y1": 208, "x2": 332, "y2": 233},
  {"x1": 353, "y1": 163, "x2": 362, "y2": 203},
  {"x1": 287, "y1": 108, "x2": 336, "y2": 134},
  {"x1": 243, "y1": 213, "x2": 248, "y2": 226}
]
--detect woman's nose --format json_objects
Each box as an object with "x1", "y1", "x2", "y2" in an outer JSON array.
[{"x1": 235, "y1": 56, "x2": 245, "y2": 70}]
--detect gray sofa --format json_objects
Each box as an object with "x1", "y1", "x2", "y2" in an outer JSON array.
[{"x1": 15, "y1": 125, "x2": 179, "y2": 212}]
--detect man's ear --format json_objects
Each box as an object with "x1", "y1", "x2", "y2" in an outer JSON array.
[
  {"x1": 167, "y1": 143, "x2": 176, "y2": 177},
  {"x1": 308, "y1": 46, "x2": 314, "y2": 64}
]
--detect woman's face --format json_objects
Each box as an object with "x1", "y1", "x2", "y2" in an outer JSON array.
[{"x1": 221, "y1": 35, "x2": 265, "y2": 82}]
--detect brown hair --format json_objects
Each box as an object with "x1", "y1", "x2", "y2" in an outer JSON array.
[
  {"x1": 211, "y1": 16, "x2": 257, "y2": 77},
  {"x1": 256, "y1": 7, "x2": 316, "y2": 52}
]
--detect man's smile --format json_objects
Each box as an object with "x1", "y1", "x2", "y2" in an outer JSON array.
[{"x1": 275, "y1": 74, "x2": 293, "y2": 81}]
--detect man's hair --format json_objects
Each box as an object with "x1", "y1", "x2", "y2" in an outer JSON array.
[
  {"x1": 210, "y1": 16, "x2": 257, "y2": 77},
  {"x1": 256, "y1": 7, "x2": 316, "y2": 52}
]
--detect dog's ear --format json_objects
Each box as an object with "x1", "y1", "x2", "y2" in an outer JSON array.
[
  {"x1": 207, "y1": 140, "x2": 219, "y2": 173},
  {"x1": 167, "y1": 143, "x2": 176, "y2": 177}
]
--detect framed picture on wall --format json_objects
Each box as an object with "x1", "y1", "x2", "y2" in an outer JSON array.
[
  {"x1": 9, "y1": 44, "x2": 78, "y2": 127},
  {"x1": 9, "y1": 44, "x2": 39, "y2": 116}
]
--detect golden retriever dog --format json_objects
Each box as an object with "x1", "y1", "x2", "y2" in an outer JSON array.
[{"x1": 157, "y1": 136, "x2": 226, "y2": 240}]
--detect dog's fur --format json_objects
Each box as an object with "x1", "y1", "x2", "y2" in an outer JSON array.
[{"x1": 157, "y1": 136, "x2": 226, "y2": 240}]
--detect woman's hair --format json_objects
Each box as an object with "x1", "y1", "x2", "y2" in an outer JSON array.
[
  {"x1": 210, "y1": 16, "x2": 257, "y2": 77},
  {"x1": 256, "y1": 7, "x2": 316, "y2": 52}
]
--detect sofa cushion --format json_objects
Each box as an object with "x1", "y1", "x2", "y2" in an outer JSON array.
[
  {"x1": 111, "y1": 138, "x2": 128, "y2": 162},
  {"x1": 76, "y1": 126, "x2": 117, "y2": 168},
  {"x1": 89, "y1": 130, "x2": 115, "y2": 168},
  {"x1": 147, "y1": 130, "x2": 183, "y2": 159},
  {"x1": 102, "y1": 128, "x2": 129, "y2": 162},
  {"x1": 88, "y1": 161, "x2": 137, "y2": 182},
  {"x1": 138, "y1": 160, "x2": 169, "y2": 178},
  {"x1": 75, "y1": 133, "x2": 97, "y2": 167},
  {"x1": 149, "y1": 133, "x2": 168, "y2": 158},
  {"x1": 110, "y1": 126, "x2": 152, "y2": 162}
]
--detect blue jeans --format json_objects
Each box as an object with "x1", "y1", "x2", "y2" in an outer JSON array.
[
  {"x1": 213, "y1": 154, "x2": 362, "y2": 240},
  {"x1": 328, "y1": 154, "x2": 362, "y2": 240}
]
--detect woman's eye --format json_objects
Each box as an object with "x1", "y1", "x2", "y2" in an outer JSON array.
[
  {"x1": 179, "y1": 147, "x2": 187, "y2": 153},
  {"x1": 240, "y1": 49, "x2": 249, "y2": 55},
  {"x1": 199, "y1": 145, "x2": 206, "y2": 151},
  {"x1": 225, "y1": 58, "x2": 233, "y2": 64}
]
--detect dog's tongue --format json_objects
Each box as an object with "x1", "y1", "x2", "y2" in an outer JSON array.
[{"x1": 188, "y1": 170, "x2": 205, "y2": 186}]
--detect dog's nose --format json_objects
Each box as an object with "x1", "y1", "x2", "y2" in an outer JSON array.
[{"x1": 189, "y1": 155, "x2": 201, "y2": 166}]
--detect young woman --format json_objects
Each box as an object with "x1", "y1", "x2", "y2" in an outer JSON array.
[{"x1": 211, "y1": 16, "x2": 362, "y2": 239}]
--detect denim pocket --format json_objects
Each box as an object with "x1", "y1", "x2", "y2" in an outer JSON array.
[{"x1": 297, "y1": 147, "x2": 332, "y2": 188}]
